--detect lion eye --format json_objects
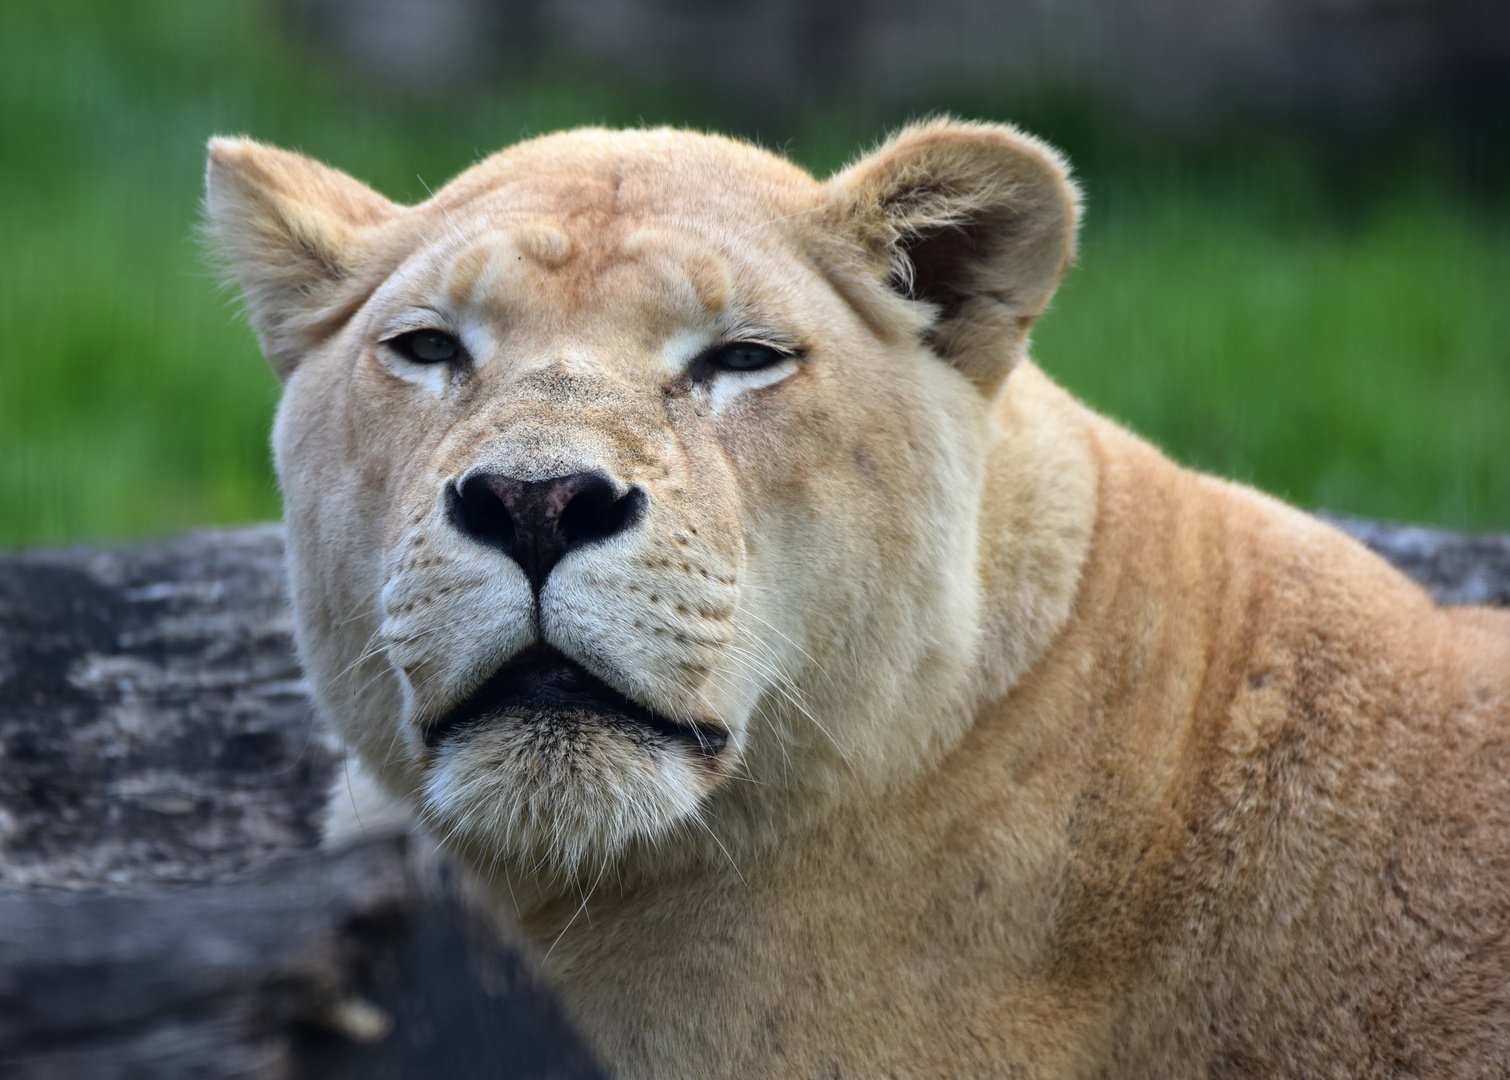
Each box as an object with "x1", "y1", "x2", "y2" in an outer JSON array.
[
  {"x1": 707, "y1": 342, "x2": 788, "y2": 372},
  {"x1": 390, "y1": 329, "x2": 462, "y2": 364}
]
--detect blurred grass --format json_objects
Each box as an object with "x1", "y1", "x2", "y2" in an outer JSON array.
[
  {"x1": 1041, "y1": 184, "x2": 1510, "y2": 526},
  {"x1": 1, "y1": 0, "x2": 1507, "y2": 547}
]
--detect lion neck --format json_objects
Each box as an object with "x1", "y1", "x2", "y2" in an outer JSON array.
[{"x1": 974, "y1": 361, "x2": 1100, "y2": 705}]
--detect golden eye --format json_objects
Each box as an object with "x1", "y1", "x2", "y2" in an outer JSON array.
[{"x1": 390, "y1": 329, "x2": 462, "y2": 364}]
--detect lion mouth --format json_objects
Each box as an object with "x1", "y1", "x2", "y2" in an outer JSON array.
[{"x1": 422, "y1": 645, "x2": 726, "y2": 756}]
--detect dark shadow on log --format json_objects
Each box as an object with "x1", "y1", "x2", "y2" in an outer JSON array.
[
  {"x1": 0, "y1": 838, "x2": 606, "y2": 1078},
  {"x1": 0, "y1": 518, "x2": 1505, "y2": 1075}
]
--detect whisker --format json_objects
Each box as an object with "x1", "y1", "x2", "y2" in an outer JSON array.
[
  {"x1": 722, "y1": 639, "x2": 854, "y2": 769},
  {"x1": 691, "y1": 808, "x2": 747, "y2": 886}
]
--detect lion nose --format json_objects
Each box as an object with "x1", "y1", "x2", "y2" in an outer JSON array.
[{"x1": 447, "y1": 471, "x2": 644, "y2": 589}]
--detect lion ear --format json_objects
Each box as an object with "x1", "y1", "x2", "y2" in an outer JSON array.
[
  {"x1": 825, "y1": 119, "x2": 1080, "y2": 395},
  {"x1": 204, "y1": 137, "x2": 400, "y2": 379}
]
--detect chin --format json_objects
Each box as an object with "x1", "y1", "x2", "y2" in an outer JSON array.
[{"x1": 418, "y1": 646, "x2": 728, "y2": 879}]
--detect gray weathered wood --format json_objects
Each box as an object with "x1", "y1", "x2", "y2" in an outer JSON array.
[
  {"x1": 1323, "y1": 513, "x2": 1510, "y2": 608},
  {"x1": 0, "y1": 526, "x2": 333, "y2": 889}
]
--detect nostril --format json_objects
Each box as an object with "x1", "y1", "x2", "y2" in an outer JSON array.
[
  {"x1": 449, "y1": 477, "x2": 517, "y2": 551},
  {"x1": 558, "y1": 479, "x2": 644, "y2": 551},
  {"x1": 447, "y1": 470, "x2": 643, "y2": 588}
]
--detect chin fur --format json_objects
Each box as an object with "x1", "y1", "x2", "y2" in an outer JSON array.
[{"x1": 420, "y1": 709, "x2": 719, "y2": 881}]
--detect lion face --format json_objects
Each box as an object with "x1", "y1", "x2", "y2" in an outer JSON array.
[{"x1": 207, "y1": 123, "x2": 1078, "y2": 878}]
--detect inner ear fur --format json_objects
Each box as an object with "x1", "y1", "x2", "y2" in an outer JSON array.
[
  {"x1": 826, "y1": 119, "x2": 1081, "y2": 395},
  {"x1": 204, "y1": 137, "x2": 401, "y2": 379}
]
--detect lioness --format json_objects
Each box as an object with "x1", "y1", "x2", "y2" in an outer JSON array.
[{"x1": 206, "y1": 121, "x2": 1510, "y2": 1078}]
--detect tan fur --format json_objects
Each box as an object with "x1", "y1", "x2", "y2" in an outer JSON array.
[{"x1": 206, "y1": 121, "x2": 1510, "y2": 1078}]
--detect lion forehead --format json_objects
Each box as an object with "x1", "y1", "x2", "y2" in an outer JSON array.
[
  {"x1": 430, "y1": 127, "x2": 822, "y2": 226},
  {"x1": 417, "y1": 223, "x2": 743, "y2": 349}
]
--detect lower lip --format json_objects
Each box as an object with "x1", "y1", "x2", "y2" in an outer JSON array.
[{"x1": 423, "y1": 651, "x2": 726, "y2": 755}]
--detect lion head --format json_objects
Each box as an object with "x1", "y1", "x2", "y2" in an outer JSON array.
[{"x1": 206, "y1": 121, "x2": 1080, "y2": 882}]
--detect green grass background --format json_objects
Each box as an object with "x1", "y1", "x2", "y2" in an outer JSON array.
[{"x1": 2, "y1": 0, "x2": 1507, "y2": 548}]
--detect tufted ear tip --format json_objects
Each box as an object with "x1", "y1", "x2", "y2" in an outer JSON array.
[
  {"x1": 826, "y1": 118, "x2": 1081, "y2": 396},
  {"x1": 203, "y1": 136, "x2": 261, "y2": 222},
  {"x1": 206, "y1": 134, "x2": 255, "y2": 166}
]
